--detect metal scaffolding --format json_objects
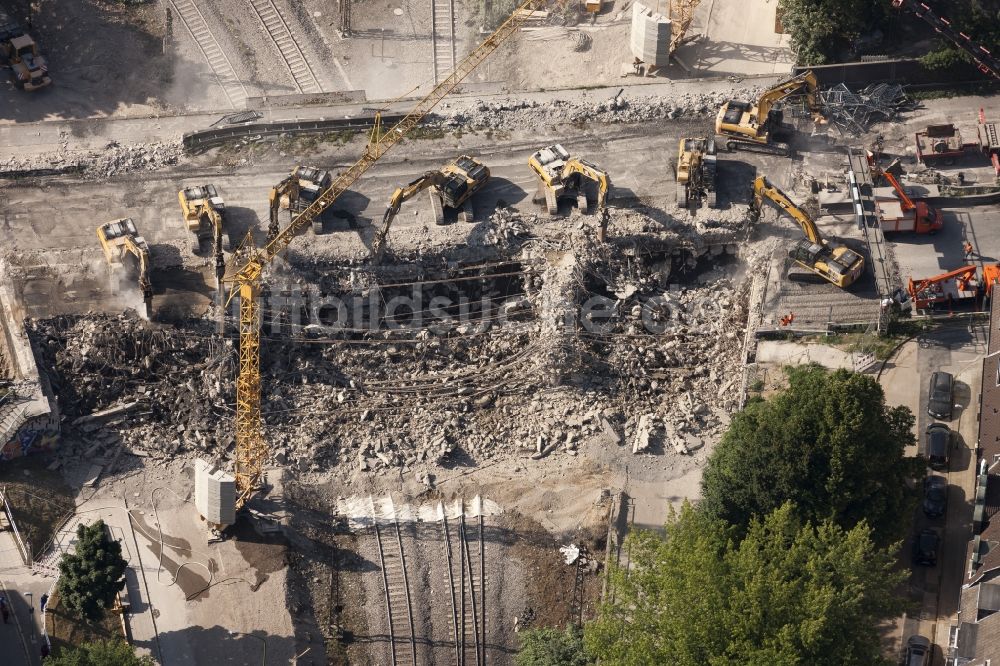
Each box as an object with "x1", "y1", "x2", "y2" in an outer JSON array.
[{"x1": 818, "y1": 82, "x2": 912, "y2": 134}]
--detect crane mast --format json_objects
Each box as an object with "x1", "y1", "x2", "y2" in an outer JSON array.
[{"x1": 224, "y1": 0, "x2": 544, "y2": 509}]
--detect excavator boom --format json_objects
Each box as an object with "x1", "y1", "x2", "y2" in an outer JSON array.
[
  {"x1": 751, "y1": 176, "x2": 822, "y2": 244},
  {"x1": 371, "y1": 171, "x2": 444, "y2": 262},
  {"x1": 757, "y1": 70, "x2": 819, "y2": 123}
]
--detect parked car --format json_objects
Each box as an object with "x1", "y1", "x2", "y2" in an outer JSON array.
[
  {"x1": 927, "y1": 370, "x2": 954, "y2": 419},
  {"x1": 923, "y1": 475, "x2": 948, "y2": 517},
  {"x1": 912, "y1": 529, "x2": 940, "y2": 566},
  {"x1": 925, "y1": 423, "x2": 951, "y2": 470},
  {"x1": 905, "y1": 634, "x2": 930, "y2": 666}
]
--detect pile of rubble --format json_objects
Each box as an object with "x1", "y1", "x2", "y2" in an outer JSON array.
[
  {"x1": 27, "y1": 314, "x2": 233, "y2": 463},
  {"x1": 30, "y1": 223, "x2": 748, "y2": 482},
  {"x1": 436, "y1": 87, "x2": 762, "y2": 131},
  {"x1": 0, "y1": 140, "x2": 182, "y2": 179}
]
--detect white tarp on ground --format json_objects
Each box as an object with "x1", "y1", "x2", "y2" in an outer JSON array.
[{"x1": 336, "y1": 495, "x2": 502, "y2": 530}]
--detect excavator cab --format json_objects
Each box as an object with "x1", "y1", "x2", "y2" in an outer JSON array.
[{"x1": 292, "y1": 166, "x2": 332, "y2": 211}]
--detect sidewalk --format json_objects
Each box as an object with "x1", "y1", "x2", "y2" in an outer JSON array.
[{"x1": 0, "y1": 529, "x2": 49, "y2": 666}]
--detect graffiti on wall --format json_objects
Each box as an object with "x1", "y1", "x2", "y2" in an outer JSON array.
[{"x1": 1, "y1": 418, "x2": 59, "y2": 461}]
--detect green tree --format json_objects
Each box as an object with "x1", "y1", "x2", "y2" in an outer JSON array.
[
  {"x1": 701, "y1": 364, "x2": 921, "y2": 546},
  {"x1": 56, "y1": 519, "x2": 127, "y2": 621},
  {"x1": 516, "y1": 625, "x2": 591, "y2": 666},
  {"x1": 778, "y1": 0, "x2": 886, "y2": 64},
  {"x1": 44, "y1": 638, "x2": 154, "y2": 665},
  {"x1": 585, "y1": 503, "x2": 904, "y2": 665}
]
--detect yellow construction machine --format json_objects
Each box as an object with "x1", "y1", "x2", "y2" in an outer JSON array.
[
  {"x1": 749, "y1": 176, "x2": 864, "y2": 289},
  {"x1": 178, "y1": 184, "x2": 228, "y2": 286},
  {"x1": 529, "y1": 144, "x2": 609, "y2": 216},
  {"x1": 715, "y1": 71, "x2": 821, "y2": 156},
  {"x1": 97, "y1": 218, "x2": 153, "y2": 318},
  {"x1": 268, "y1": 166, "x2": 333, "y2": 237},
  {"x1": 371, "y1": 155, "x2": 490, "y2": 262},
  {"x1": 675, "y1": 137, "x2": 717, "y2": 208}
]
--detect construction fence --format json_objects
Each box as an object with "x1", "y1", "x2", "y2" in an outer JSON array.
[{"x1": 794, "y1": 58, "x2": 999, "y2": 90}]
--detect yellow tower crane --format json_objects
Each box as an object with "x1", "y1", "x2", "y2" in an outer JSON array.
[{"x1": 220, "y1": 0, "x2": 546, "y2": 513}]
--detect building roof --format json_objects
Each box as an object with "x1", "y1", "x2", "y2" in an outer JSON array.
[{"x1": 954, "y1": 295, "x2": 1000, "y2": 663}]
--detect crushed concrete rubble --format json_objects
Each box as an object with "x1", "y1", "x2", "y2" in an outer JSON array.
[
  {"x1": 0, "y1": 140, "x2": 182, "y2": 179},
  {"x1": 26, "y1": 211, "x2": 748, "y2": 481},
  {"x1": 436, "y1": 87, "x2": 764, "y2": 131}
]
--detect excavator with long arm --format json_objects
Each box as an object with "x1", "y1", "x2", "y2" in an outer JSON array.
[
  {"x1": 267, "y1": 174, "x2": 298, "y2": 241},
  {"x1": 212, "y1": 0, "x2": 549, "y2": 523},
  {"x1": 716, "y1": 71, "x2": 821, "y2": 156},
  {"x1": 750, "y1": 176, "x2": 865, "y2": 288},
  {"x1": 97, "y1": 218, "x2": 153, "y2": 318},
  {"x1": 371, "y1": 155, "x2": 490, "y2": 263},
  {"x1": 529, "y1": 144, "x2": 609, "y2": 216}
]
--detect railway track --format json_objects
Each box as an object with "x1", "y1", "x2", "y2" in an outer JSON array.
[
  {"x1": 168, "y1": 0, "x2": 249, "y2": 109},
  {"x1": 246, "y1": 0, "x2": 323, "y2": 94},
  {"x1": 375, "y1": 513, "x2": 418, "y2": 666},
  {"x1": 442, "y1": 502, "x2": 486, "y2": 665},
  {"x1": 431, "y1": 0, "x2": 456, "y2": 84}
]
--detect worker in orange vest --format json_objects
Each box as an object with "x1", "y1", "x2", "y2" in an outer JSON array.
[{"x1": 964, "y1": 241, "x2": 975, "y2": 260}]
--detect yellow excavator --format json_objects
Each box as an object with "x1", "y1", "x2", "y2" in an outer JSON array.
[
  {"x1": 529, "y1": 144, "x2": 609, "y2": 216},
  {"x1": 268, "y1": 166, "x2": 333, "y2": 237},
  {"x1": 675, "y1": 137, "x2": 717, "y2": 208},
  {"x1": 371, "y1": 155, "x2": 490, "y2": 263},
  {"x1": 715, "y1": 71, "x2": 821, "y2": 156},
  {"x1": 178, "y1": 184, "x2": 228, "y2": 286},
  {"x1": 97, "y1": 218, "x2": 153, "y2": 318},
  {"x1": 749, "y1": 176, "x2": 864, "y2": 288}
]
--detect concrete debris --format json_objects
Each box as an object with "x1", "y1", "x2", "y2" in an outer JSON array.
[
  {"x1": 560, "y1": 543, "x2": 580, "y2": 564},
  {"x1": 0, "y1": 140, "x2": 182, "y2": 179},
  {"x1": 631, "y1": 413, "x2": 655, "y2": 453},
  {"x1": 435, "y1": 87, "x2": 763, "y2": 131},
  {"x1": 26, "y1": 212, "x2": 748, "y2": 481}
]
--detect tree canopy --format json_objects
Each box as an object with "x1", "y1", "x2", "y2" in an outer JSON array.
[
  {"x1": 516, "y1": 626, "x2": 590, "y2": 666},
  {"x1": 56, "y1": 519, "x2": 127, "y2": 621},
  {"x1": 778, "y1": 0, "x2": 886, "y2": 65},
  {"x1": 44, "y1": 639, "x2": 153, "y2": 665},
  {"x1": 584, "y1": 503, "x2": 904, "y2": 666},
  {"x1": 701, "y1": 364, "x2": 921, "y2": 545}
]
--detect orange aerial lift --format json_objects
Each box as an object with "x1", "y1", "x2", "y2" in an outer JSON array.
[
  {"x1": 907, "y1": 264, "x2": 994, "y2": 310},
  {"x1": 876, "y1": 170, "x2": 942, "y2": 234}
]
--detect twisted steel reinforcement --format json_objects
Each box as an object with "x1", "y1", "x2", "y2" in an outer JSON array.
[
  {"x1": 247, "y1": 0, "x2": 323, "y2": 94},
  {"x1": 168, "y1": 0, "x2": 249, "y2": 109}
]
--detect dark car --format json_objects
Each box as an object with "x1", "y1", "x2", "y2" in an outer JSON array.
[
  {"x1": 905, "y1": 634, "x2": 930, "y2": 666},
  {"x1": 925, "y1": 423, "x2": 951, "y2": 470},
  {"x1": 912, "y1": 529, "x2": 940, "y2": 566},
  {"x1": 927, "y1": 370, "x2": 954, "y2": 419},
  {"x1": 923, "y1": 475, "x2": 948, "y2": 517}
]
